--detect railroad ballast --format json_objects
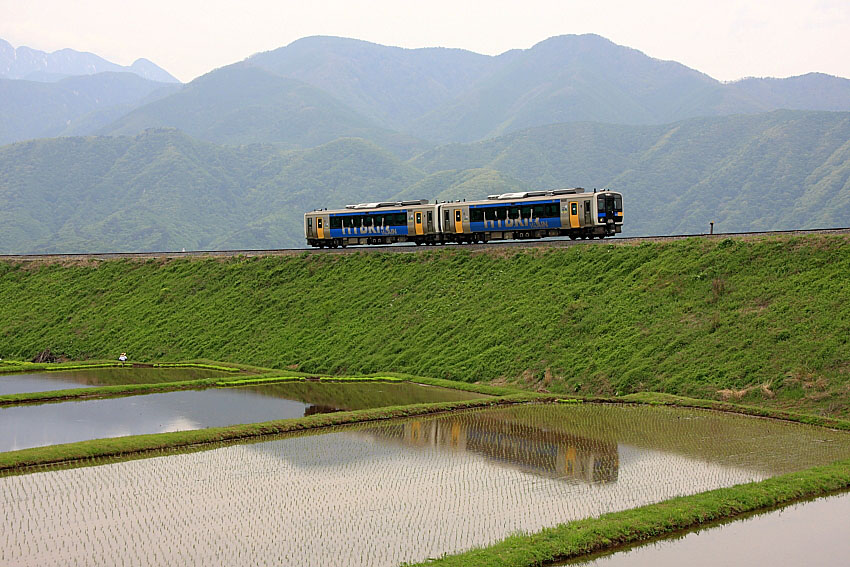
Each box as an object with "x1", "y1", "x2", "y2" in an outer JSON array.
[{"x1": 304, "y1": 188, "x2": 623, "y2": 248}]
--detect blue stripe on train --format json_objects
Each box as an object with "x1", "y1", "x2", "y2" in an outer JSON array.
[
  {"x1": 329, "y1": 226, "x2": 408, "y2": 237},
  {"x1": 470, "y1": 217, "x2": 561, "y2": 232}
]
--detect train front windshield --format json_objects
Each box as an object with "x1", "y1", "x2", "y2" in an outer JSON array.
[{"x1": 597, "y1": 194, "x2": 623, "y2": 222}]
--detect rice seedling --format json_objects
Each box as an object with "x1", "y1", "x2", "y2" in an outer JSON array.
[{"x1": 3, "y1": 403, "x2": 850, "y2": 566}]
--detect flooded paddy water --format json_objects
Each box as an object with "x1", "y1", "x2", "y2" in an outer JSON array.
[
  {"x1": 561, "y1": 491, "x2": 850, "y2": 567},
  {"x1": 0, "y1": 380, "x2": 484, "y2": 451},
  {"x1": 3, "y1": 403, "x2": 850, "y2": 567},
  {"x1": 0, "y1": 366, "x2": 231, "y2": 396}
]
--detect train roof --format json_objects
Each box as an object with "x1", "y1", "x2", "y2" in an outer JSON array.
[
  {"x1": 305, "y1": 189, "x2": 621, "y2": 215},
  {"x1": 306, "y1": 199, "x2": 430, "y2": 216}
]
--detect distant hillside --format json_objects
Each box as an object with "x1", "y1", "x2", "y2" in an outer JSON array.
[
  {"x1": 0, "y1": 129, "x2": 422, "y2": 253},
  {"x1": 1, "y1": 111, "x2": 848, "y2": 254},
  {"x1": 240, "y1": 34, "x2": 850, "y2": 143},
  {"x1": 99, "y1": 64, "x2": 425, "y2": 156},
  {"x1": 413, "y1": 110, "x2": 850, "y2": 235},
  {"x1": 88, "y1": 34, "x2": 850, "y2": 147},
  {"x1": 0, "y1": 37, "x2": 178, "y2": 83},
  {"x1": 729, "y1": 73, "x2": 850, "y2": 112},
  {"x1": 0, "y1": 73, "x2": 179, "y2": 144},
  {"x1": 247, "y1": 36, "x2": 500, "y2": 129}
]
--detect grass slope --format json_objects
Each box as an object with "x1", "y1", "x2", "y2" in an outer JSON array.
[{"x1": 2, "y1": 235, "x2": 849, "y2": 417}]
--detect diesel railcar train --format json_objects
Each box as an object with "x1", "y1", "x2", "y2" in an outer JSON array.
[{"x1": 304, "y1": 188, "x2": 623, "y2": 248}]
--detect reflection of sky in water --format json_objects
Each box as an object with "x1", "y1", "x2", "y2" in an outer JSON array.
[
  {"x1": 4, "y1": 405, "x2": 850, "y2": 567},
  {"x1": 562, "y1": 492, "x2": 850, "y2": 567},
  {"x1": 0, "y1": 368, "x2": 227, "y2": 395},
  {"x1": 0, "y1": 381, "x2": 481, "y2": 451},
  {"x1": 0, "y1": 372, "x2": 102, "y2": 395},
  {"x1": 0, "y1": 389, "x2": 312, "y2": 451}
]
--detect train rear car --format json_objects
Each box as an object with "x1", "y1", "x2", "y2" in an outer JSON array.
[{"x1": 304, "y1": 199, "x2": 439, "y2": 248}]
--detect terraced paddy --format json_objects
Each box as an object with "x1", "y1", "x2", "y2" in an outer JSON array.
[
  {"x1": 0, "y1": 366, "x2": 232, "y2": 395},
  {"x1": 0, "y1": 380, "x2": 485, "y2": 451},
  {"x1": 3, "y1": 403, "x2": 849, "y2": 567}
]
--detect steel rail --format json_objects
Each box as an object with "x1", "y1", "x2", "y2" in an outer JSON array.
[{"x1": 2, "y1": 227, "x2": 849, "y2": 262}]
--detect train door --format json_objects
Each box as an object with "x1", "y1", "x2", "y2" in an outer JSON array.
[
  {"x1": 426, "y1": 211, "x2": 434, "y2": 233},
  {"x1": 316, "y1": 216, "x2": 325, "y2": 239},
  {"x1": 569, "y1": 201, "x2": 580, "y2": 228},
  {"x1": 583, "y1": 200, "x2": 592, "y2": 225},
  {"x1": 414, "y1": 211, "x2": 424, "y2": 235},
  {"x1": 454, "y1": 209, "x2": 463, "y2": 233},
  {"x1": 306, "y1": 216, "x2": 315, "y2": 238}
]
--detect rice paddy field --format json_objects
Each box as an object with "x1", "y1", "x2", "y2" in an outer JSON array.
[
  {"x1": 0, "y1": 376, "x2": 484, "y2": 451},
  {"x1": 0, "y1": 366, "x2": 232, "y2": 396},
  {"x1": 560, "y1": 491, "x2": 850, "y2": 567},
  {"x1": 3, "y1": 403, "x2": 850, "y2": 567}
]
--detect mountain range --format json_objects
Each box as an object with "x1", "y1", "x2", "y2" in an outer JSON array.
[
  {"x1": 2, "y1": 110, "x2": 848, "y2": 254},
  {"x1": 0, "y1": 38, "x2": 177, "y2": 83},
  {"x1": 1, "y1": 34, "x2": 849, "y2": 253},
  {"x1": 93, "y1": 34, "x2": 850, "y2": 148}
]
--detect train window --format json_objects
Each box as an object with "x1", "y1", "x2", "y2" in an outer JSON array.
[
  {"x1": 495, "y1": 208, "x2": 507, "y2": 221},
  {"x1": 508, "y1": 207, "x2": 519, "y2": 220},
  {"x1": 330, "y1": 216, "x2": 341, "y2": 229},
  {"x1": 533, "y1": 205, "x2": 545, "y2": 218},
  {"x1": 307, "y1": 218, "x2": 313, "y2": 227},
  {"x1": 455, "y1": 210, "x2": 461, "y2": 222},
  {"x1": 571, "y1": 202, "x2": 578, "y2": 215},
  {"x1": 444, "y1": 211, "x2": 450, "y2": 225},
  {"x1": 317, "y1": 218, "x2": 323, "y2": 228},
  {"x1": 470, "y1": 209, "x2": 484, "y2": 222},
  {"x1": 545, "y1": 204, "x2": 559, "y2": 217},
  {"x1": 614, "y1": 196, "x2": 622, "y2": 210},
  {"x1": 597, "y1": 196, "x2": 605, "y2": 211},
  {"x1": 362, "y1": 215, "x2": 373, "y2": 227},
  {"x1": 520, "y1": 207, "x2": 532, "y2": 219},
  {"x1": 584, "y1": 201, "x2": 591, "y2": 212}
]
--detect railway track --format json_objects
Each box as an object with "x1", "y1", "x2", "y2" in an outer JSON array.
[{"x1": 2, "y1": 227, "x2": 849, "y2": 262}]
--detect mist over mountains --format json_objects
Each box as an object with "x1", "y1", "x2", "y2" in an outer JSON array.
[
  {"x1": 1, "y1": 34, "x2": 849, "y2": 253},
  {"x1": 0, "y1": 38, "x2": 178, "y2": 83}
]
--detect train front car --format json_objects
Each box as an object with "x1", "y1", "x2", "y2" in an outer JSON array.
[
  {"x1": 595, "y1": 190, "x2": 623, "y2": 237},
  {"x1": 304, "y1": 199, "x2": 439, "y2": 248},
  {"x1": 438, "y1": 188, "x2": 623, "y2": 243}
]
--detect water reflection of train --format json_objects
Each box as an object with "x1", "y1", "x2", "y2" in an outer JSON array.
[{"x1": 369, "y1": 414, "x2": 619, "y2": 484}]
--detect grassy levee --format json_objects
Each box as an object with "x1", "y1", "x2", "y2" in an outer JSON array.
[
  {"x1": 1, "y1": 234, "x2": 849, "y2": 417},
  {"x1": 0, "y1": 359, "x2": 242, "y2": 375},
  {"x1": 0, "y1": 394, "x2": 544, "y2": 474},
  {"x1": 404, "y1": 459, "x2": 850, "y2": 567},
  {"x1": 0, "y1": 370, "x2": 515, "y2": 406},
  {"x1": 619, "y1": 392, "x2": 850, "y2": 431},
  {"x1": 0, "y1": 372, "x2": 281, "y2": 406}
]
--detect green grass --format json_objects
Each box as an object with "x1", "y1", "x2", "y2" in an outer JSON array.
[
  {"x1": 0, "y1": 359, "x2": 241, "y2": 375},
  {"x1": 404, "y1": 459, "x2": 850, "y2": 566},
  {"x1": 0, "y1": 367, "x2": 513, "y2": 406},
  {"x1": 1, "y1": 235, "x2": 849, "y2": 418}
]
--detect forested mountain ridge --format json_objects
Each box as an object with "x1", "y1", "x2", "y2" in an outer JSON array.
[
  {"x1": 2, "y1": 110, "x2": 848, "y2": 254},
  {"x1": 98, "y1": 64, "x2": 426, "y2": 156},
  {"x1": 91, "y1": 34, "x2": 850, "y2": 147},
  {"x1": 0, "y1": 73, "x2": 179, "y2": 145},
  {"x1": 246, "y1": 34, "x2": 850, "y2": 141}
]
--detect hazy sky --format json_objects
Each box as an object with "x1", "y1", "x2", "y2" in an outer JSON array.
[{"x1": 1, "y1": 0, "x2": 848, "y2": 83}]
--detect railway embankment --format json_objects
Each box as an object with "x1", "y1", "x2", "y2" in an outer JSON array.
[{"x1": 2, "y1": 233, "x2": 849, "y2": 418}]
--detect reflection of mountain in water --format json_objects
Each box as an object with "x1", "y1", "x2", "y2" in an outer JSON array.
[{"x1": 368, "y1": 414, "x2": 619, "y2": 483}]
